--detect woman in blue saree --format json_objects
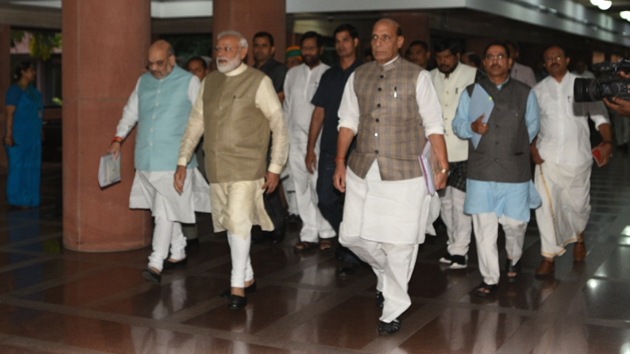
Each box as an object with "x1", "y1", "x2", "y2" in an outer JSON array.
[{"x1": 4, "y1": 61, "x2": 43, "y2": 208}]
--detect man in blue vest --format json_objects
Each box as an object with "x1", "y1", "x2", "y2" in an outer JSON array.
[{"x1": 108, "y1": 40, "x2": 211, "y2": 284}]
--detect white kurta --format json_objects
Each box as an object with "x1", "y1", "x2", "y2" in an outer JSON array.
[
  {"x1": 129, "y1": 169, "x2": 211, "y2": 224},
  {"x1": 283, "y1": 62, "x2": 335, "y2": 241},
  {"x1": 178, "y1": 63, "x2": 289, "y2": 237},
  {"x1": 533, "y1": 73, "x2": 609, "y2": 255},
  {"x1": 338, "y1": 59, "x2": 445, "y2": 244}
]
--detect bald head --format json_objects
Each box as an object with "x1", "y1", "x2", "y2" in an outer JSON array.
[{"x1": 147, "y1": 39, "x2": 176, "y2": 79}]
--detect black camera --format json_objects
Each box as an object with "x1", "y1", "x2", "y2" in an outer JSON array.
[{"x1": 574, "y1": 59, "x2": 630, "y2": 102}]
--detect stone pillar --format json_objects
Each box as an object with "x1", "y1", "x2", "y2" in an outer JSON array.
[
  {"x1": 62, "y1": 0, "x2": 152, "y2": 251},
  {"x1": 213, "y1": 0, "x2": 286, "y2": 64},
  {"x1": 0, "y1": 25, "x2": 10, "y2": 170},
  {"x1": 384, "y1": 12, "x2": 431, "y2": 55}
]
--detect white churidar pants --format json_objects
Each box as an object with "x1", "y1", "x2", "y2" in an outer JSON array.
[
  {"x1": 440, "y1": 186, "x2": 472, "y2": 256},
  {"x1": 289, "y1": 141, "x2": 335, "y2": 242},
  {"x1": 148, "y1": 216, "x2": 186, "y2": 271},
  {"x1": 472, "y1": 213, "x2": 527, "y2": 285}
]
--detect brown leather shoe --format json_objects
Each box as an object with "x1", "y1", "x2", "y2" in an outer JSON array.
[
  {"x1": 535, "y1": 259, "x2": 555, "y2": 277},
  {"x1": 573, "y1": 241, "x2": 586, "y2": 262}
]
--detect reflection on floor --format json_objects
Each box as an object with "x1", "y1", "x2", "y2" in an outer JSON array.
[{"x1": 1, "y1": 152, "x2": 630, "y2": 354}]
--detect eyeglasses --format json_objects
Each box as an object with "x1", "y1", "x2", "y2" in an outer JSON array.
[
  {"x1": 214, "y1": 46, "x2": 238, "y2": 53},
  {"x1": 544, "y1": 56, "x2": 563, "y2": 63},
  {"x1": 484, "y1": 54, "x2": 507, "y2": 61}
]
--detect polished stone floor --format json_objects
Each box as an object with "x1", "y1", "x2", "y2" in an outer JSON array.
[{"x1": 1, "y1": 152, "x2": 630, "y2": 354}]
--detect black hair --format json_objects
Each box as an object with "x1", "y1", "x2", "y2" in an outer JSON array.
[
  {"x1": 542, "y1": 44, "x2": 568, "y2": 58},
  {"x1": 253, "y1": 31, "x2": 274, "y2": 46},
  {"x1": 334, "y1": 23, "x2": 359, "y2": 39},
  {"x1": 186, "y1": 56, "x2": 207, "y2": 69},
  {"x1": 12, "y1": 61, "x2": 34, "y2": 82},
  {"x1": 301, "y1": 31, "x2": 323, "y2": 47},
  {"x1": 483, "y1": 41, "x2": 511, "y2": 59},
  {"x1": 434, "y1": 38, "x2": 462, "y2": 56},
  {"x1": 408, "y1": 40, "x2": 429, "y2": 52}
]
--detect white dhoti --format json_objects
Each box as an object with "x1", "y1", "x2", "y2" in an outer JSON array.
[
  {"x1": 534, "y1": 161, "x2": 591, "y2": 258},
  {"x1": 129, "y1": 169, "x2": 211, "y2": 271},
  {"x1": 339, "y1": 162, "x2": 436, "y2": 323}
]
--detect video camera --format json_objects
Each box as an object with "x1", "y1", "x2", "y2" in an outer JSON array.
[{"x1": 574, "y1": 59, "x2": 630, "y2": 102}]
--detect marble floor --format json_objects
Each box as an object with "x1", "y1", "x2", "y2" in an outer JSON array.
[{"x1": 1, "y1": 151, "x2": 630, "y2": 354}]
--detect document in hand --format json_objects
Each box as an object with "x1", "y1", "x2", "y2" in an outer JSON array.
[
  {"x1": 98, "y1": 153, "x2": 121, "y2": 188},
  {"x1": 419, "y1": 141, "x2": 437, "y2": 196},
  {"x1": 469, "y1": 84, "x2": 494, "y2": 149}
]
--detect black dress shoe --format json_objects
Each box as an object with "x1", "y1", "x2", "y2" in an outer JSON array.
[
  {"x1": 220, "y1": 282, "x2": 257, "y2": 298},
  {"x1": 376, "y1": 291, "x2": 384, "y2": 308},
  {"x1": 378, "y1": 318, "x2": 401, "y2": 335},
  {"x1": 162, "y1": 257, "x2": 188, "y2": 271},
  {"x1": 228, "y1": 294, "x2": 247, "y2": 310},
  {"x1": 142, "y1": 268, "x2": 162, "y2": 284}
]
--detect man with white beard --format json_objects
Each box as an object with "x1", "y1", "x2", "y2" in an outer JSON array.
[{"x1": 175, "y1": 30, "x2": 289, "y2": 310}]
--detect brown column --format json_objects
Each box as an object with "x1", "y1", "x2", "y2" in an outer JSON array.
[
  {"x1": 385, "y1": 12, "x2": 431, "y2": 53},
  {"x1": 62, "y1": 0, "x2": 152, "y2": 251},
  {"x1": 0, "y1": 25, "x2": 10, "y2": 170},
  {"x1": 213, "y1": 0, "x2": 286, "y2": 64}
]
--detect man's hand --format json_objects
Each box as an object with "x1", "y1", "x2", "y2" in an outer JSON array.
[
  {"x1": 593, "y1": 142, "x2": 614, "y2": 167},
  {"x1": 604, "y1": 96, "x2": 630, "y2": 116},
  {"x1": 262, "y1": 171, "x2": 280, "y2": 194},
  {"x1": 333, "y1": 161, "x2": 347, "y2": 192},
  {"x1": 530, "y1": 143, "x2": 545, "y2": 165},
  {"x1": 108, "y1": 142, "x2": 121, "y2": 159},
  {"x1": 471, "y1": 114, "x2": 489, "y2": 135},
  {"x1": 173, "y1": 165, "x2": 187, "y2": 194},
  {"x1": 435, "y1": 170, "x2": 447, "y2": 190},
  {"x1": 305, "y1": 150, "x2": 317, "y2": 174}
]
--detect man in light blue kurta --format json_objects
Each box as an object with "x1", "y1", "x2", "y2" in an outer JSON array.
[
  {"x1": 108, "y1": 40, "x2": 211, "y2": 284},
  {"x1": 452, "y1": 42, "x2": 540, "y2": 297}
]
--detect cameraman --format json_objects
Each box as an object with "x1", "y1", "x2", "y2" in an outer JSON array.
[{"x1": 603, "y1": 71, "x2": 630, "y2": 115}]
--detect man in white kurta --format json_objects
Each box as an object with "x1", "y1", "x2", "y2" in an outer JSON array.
[
  {"x1": 283, "y1": 31, "x2": 335, "y2": 251},
  {"x1": 108, "y1": 40, "x2": 211, "y2": 284},
  {"x1": 430, "y1": 39, "x2": 477, "y2": 270},
  {"x1": 334, "y1": 19, "x2": 448, "y2": 335},
  {"x1": 532, "y1": 45, "x2": 613, "y2": 276},
  {"x1": 175, "y1": 31, "x2": 289, "y2": 310}
]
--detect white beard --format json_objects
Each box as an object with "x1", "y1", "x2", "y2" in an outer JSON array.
[{"x1": 216, "y1": 56, "x2": 241, "y2": 73}]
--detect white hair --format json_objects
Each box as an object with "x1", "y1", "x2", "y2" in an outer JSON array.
[{"x1": 217, "y1": 30, "x2": 248, "y2": 49}]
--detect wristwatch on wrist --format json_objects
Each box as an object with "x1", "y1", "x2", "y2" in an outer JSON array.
[{"x1": 438, "y1": 168, "x2": 449, "y2": 175}]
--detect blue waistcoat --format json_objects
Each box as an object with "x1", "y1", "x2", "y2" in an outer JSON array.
[{"x1": 136, "y1": 66, "x2": 197, "y2": 171}]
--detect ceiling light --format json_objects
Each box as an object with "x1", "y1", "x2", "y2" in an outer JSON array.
[
  {"x1": 621, "y1": 11, "x2": 630, "y2": 20},
  {"x1": 598, "y1": 0, "x2": 612, "y2": 10}
]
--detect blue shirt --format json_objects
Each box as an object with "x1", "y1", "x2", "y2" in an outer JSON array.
[{"x1": 452, "y1": 79, "x2": 541, "y2": 221}]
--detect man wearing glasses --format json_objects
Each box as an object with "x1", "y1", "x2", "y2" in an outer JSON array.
[
  {"x1": 108, "y1": 40, "x2": 211, "y2": 285},
  {"x1": 175, "y1": 31, "x2": 289, "y2": 310},
  {"x1": 452, "y1": 42, "x2": 541, "y2": 298},
  {"x1": 531, "y1": 45, "x2": 612, "y2": 277}
]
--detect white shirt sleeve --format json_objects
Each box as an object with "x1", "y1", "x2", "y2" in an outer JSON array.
[
  {"x1": 416, "y1": 70, "x2": 445, "y2": 137},
  {"x1": 256, "y1": 76, "x2": 289, "y2": 174},
  {"x1": 115, "y1": 78, "x2": 141, "y2": 138},
  {"x1": 337, "y1": 72, "x2": 360, "y2": 133}
]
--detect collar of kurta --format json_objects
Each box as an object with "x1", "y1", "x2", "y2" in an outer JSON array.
[{"x1": 225, "y1": 62, "x2": 248, "y2": 77}]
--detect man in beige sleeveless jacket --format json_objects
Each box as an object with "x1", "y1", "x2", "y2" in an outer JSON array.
[
  {"x1": 175, "y1": 30, "x2": 289, "y2": 310},
  {"x1": 334, "y1": 18, "x2": 449, "y2": 335}
]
